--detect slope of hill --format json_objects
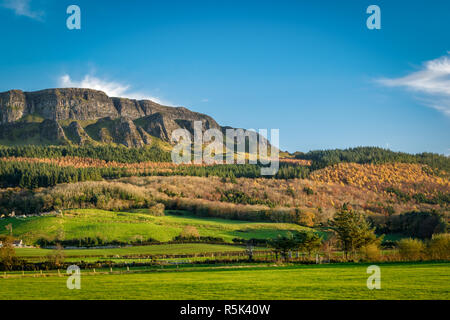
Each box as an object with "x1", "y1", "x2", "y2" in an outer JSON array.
[
  {"x1": 310, "y1": 162, "x2": 449, "y2": 195},
  {"x1": 0, "y1": 208, "x2": 310, "y2": 245}
]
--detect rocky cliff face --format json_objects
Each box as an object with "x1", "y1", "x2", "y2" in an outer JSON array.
[
  {"x1": 0, "y1": 88, "x2": 240, "y2": 148},
  {"x1": 0, "y1": 88, "x2": 119, "y2": 123},
  {"x1": 0, "y1": 90, "x2": 27, "y2": 124},
  {"x1": 113, "y1": 117, "x2": 145, "y2": 148},
  {"x1": 66, "y1": 121, "x2": 92, "y2": 145}
]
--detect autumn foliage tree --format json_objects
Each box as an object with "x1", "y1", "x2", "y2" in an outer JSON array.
[
  {"x1": 179, "y1": 226, "x2": 200, "y2": 240},
  {"x1": 0, "y1": 236, "x2": 18, "y2": 270},
  {"x1": 47, "y1": 243, "x2": 65, "y2": 268}
]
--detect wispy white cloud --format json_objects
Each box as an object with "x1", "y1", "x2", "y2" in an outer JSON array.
[
  {"x1": 59, "y1": 74, "x2": 172, "y2": 106},
  {"x1": 1, "y1": 0, "x2": 44, "y2": 21},
  {"x1": 377, "y1": 53, "x2": 450, "y2": 117}
]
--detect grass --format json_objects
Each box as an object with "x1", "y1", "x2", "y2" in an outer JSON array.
[
  {"x1": 0, "y1": 262, "x2": 448, "y2": 300},
  {"x1": 15, "y1": 243, "x2": 247, "y2": 258},
  {"x1": 0, "y1": 209, "x2": 312, "y2": 245},
  {"x1": 18, "y1": 114, "x2": 45, "y2": 123}
]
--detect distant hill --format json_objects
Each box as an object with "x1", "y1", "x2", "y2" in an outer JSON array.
[{"x1": 0, "y1": 88, "x2": 237, "y2": 148}]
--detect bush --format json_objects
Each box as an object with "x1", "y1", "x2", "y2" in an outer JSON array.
[
  {"x1": 297, "y1": 210, "x2": 315, "y2": 227},
  {"x1": 36, "y1": 237, "x2": 159, "y2": 248},
  {"x1": 232, "y1": 238, "x2": 268, "y2": 246},
  {"x1": 171, "y1": 236, "x2": 224, "y2": 243},
  {"x1": 179, "y1": 226, "x2": 200, "y2": 239},
  {"x1": 0, "y1": 236, "x2": 22, "y2": 270},
  {"x1": 427, "y1": 233, "x2": 450, "y2": 260},
  {"x1": 146, "y1": 203, "x2": 165, "y2": 216},
  {"x1": 397, "y1": 238, "x2": 425, "y2": 261},
  {"x1": 46, "y1": 244, "x2": 65, "y2": 268},
  {"x1": 360, "y1": 243, "x2": 382, "y2": 261}
]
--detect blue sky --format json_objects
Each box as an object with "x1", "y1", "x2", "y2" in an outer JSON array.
[{"x1": 0, "y1": 0, "x2": 449, "y2": 154}]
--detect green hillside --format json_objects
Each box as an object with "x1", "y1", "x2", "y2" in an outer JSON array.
[{"x1": 0, "y1": 209, "x2": 312, "y2": 245}]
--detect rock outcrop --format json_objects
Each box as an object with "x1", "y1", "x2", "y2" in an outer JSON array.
[
  {"x1": 39, "y1": 119, "x2": 66, "y2": 142},
  {"x1": 0, "y1": 90, "x2": 27, "y2": 124},
  {"x1": 137, "y1": 126, "x2": 152, "y2": 145},
  {"x1": 0, "y1": 88, "x2": 119, "y2": 123},
  {"x1": 0, "y1": 88, "x2": 264, "y2": 148},
  {"x1": 66, "y1": 121, "x2": 92, "y2": 145},
  {"x1": 113, "y1": 117, "x2": 145, "y2": 148}
]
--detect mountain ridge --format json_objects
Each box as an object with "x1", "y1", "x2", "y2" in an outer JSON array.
[{"x1": 0, "y1": 88, "x2": 229, "y2": 147}]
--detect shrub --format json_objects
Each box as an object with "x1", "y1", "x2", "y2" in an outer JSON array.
[
  {"x1": 36, "y1": 237, "x2": 159, "y2": 248},
  {"x1": 232, "y1": 238, "x2": 268, "y2": 246},
  {"x1": 179, "y1": 226, "x2": 200, "y2": 239},
  {"x1": 146, "y1": 203, "x2": 165, "y2": 216},
  {"x1": 297, "y1": 210, "x2": 315, "y2": 227},
  {"x1": 397, "y1": 238, "x2": 425, "y2": 261},
  {"x1": 46, "y1": 244, "x2": 65, "y2": 268},
  {"x1": 172, "y1": 236, "x2": 224, "y2": 243},
  {"x1": 360, "y1": 243, "x2": 382, "y2": 261},
  {"x1": 427, "y1": 233, "x2": 450, "y2": 260},
  {"x1": 0, "y1": 236, "x2": 21, "y2": 270}
]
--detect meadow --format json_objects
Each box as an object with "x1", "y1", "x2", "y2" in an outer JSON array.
[
  {"x1": 0, "y1": 209, "x2": 311, "y2": 245},
  {"x1": 14, "y1": 243, "x2": 247, "y2": 258},
  {"x1": 0, "y1": 262, "x2": 448, "y2": 300}
]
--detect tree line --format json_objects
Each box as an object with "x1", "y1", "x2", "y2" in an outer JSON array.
[
  {"x1": 0, "y1": 161, "x2": 312, "y2": 189},
  {"x1": 1, "y1": 145, "x2": 448, "y2": 172},
  {"x1": 160, "y1": 163, "x2": 310, "y2": 180},
  {"x1": 294, "y1": 146, "x2": 450, "y2": 172},
  {"x1": 0, "y1": 161, "x2": 133, "y2": 189},
  {"x1": 0, "y1": 145, "x2": 172, "y2": 163}
]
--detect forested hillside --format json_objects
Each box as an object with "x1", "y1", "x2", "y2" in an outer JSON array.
[{"x1": 295, "y1": 147, "x2": 450, "y2": 172}]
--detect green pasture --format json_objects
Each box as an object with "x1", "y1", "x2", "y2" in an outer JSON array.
[
  {"x1": 15, "y1": 243, "x2": 247, "y2": 258},
  {"x1": 0, "y1": 209, "x2": 311, "y2": 245},
  {"x1": 0, "y1": 262, "x2": 448, "y2": 300}
]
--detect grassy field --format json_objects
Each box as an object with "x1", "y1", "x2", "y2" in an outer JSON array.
[
  {"x1": 0, "y1": 209, "x2": 311, "y2": 244},
  {"x1": 0, "y1": 262, "x2": 448, "y2": 300},
  {"x1": 15, "y1": 243, "x2": 247, "y2": 258}
]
